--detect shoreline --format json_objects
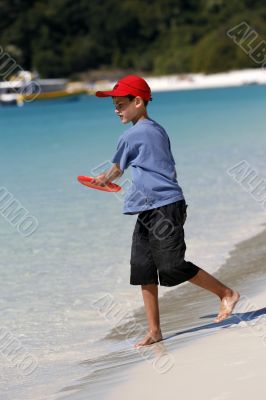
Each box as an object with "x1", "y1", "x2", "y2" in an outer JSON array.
[
  {"x1": 107, "y1": 286, "x2": 266, "y2": 400},
  {"x1": 86, "y1": 68, "x2": 266, "y2": 93},
  {"x1": 59, "y1": 223, "x2": 266, "y2": 400},
  {"x1": 105, "y1": 227, "x2": 266, "y2": 400}
]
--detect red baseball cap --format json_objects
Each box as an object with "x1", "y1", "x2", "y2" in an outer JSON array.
[{"x1": 95, "y1": 75, "x2": 152, "y2": 101}]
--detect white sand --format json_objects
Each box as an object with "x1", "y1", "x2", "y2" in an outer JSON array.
[
  {"x1": 90, "y1": 68, "x2": 266, "y2": 93},
  {"x1": 145, "y1": 69, "x2": 266, "y2": 92},
  {"x1": 107, "y1": 290, "x2": 266, "y2": 400}
]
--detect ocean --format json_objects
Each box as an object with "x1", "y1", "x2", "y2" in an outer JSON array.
[{"x1": 0, "y1": 85, "x2": 266, "y2": 399}]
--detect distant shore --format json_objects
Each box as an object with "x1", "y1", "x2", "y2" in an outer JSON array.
[{"x1": 86, "y1": 68, "x2": 266, "y2": 94}]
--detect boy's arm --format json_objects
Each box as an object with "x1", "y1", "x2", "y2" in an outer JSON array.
[{"x1": 91, "y1": 164, "x2": 123, "y2": 186}]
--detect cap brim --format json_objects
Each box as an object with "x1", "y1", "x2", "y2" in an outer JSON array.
[
  {"x1": 95, "y1": 90, "x2": 113, "y2": 97},
  {"x1": 95, "y1": 89, "x2": 130, "y2": 98}
]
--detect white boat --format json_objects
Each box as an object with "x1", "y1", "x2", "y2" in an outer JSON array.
[{"x1": 0, "y1": 71, "x2": 87, "y2": 106}]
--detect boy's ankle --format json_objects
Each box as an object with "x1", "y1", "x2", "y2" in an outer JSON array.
[{"x1": 149, "y1": 328, "x2": 162, "y2": 336}]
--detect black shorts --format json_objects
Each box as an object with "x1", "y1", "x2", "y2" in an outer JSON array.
[{"x1": 130, "y1": 199, "x2": 200, "y2": 287}]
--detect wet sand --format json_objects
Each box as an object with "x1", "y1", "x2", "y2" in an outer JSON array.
[
  {"x1": 59, "y1": 225, "x2": 266, "y2": 400},
  {"x1": 108, "y1": 287, "x2": 266, "y2": 400}
]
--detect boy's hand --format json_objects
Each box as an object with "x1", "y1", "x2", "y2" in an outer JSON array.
[
  {"x1": 90, "y1": 173, "x2": 110, "y2": 187},
  {"x1": 90, "y1": 165, "x2": 122, "y2": 187}
]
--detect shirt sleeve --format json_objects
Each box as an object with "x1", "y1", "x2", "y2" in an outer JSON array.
[{"x1": 111, "y1": 137, "x2": 132, "y2": 172}]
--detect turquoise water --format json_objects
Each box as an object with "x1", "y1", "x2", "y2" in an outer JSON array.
[{"x1": 0, "y1": 85, "x2": 266, "y2": 398}]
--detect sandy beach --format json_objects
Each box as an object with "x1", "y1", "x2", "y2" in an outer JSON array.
[
  {"x1": 88, "y1": 68, "x2": 266, "y2": 93},
  {"x1": 105, "y1": 229, "x2": 266, "y2": 400},
  {"x1": 107, "y1": 289, "x2": 266, "y2": 400}
]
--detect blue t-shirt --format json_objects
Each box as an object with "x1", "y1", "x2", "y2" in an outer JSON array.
[{"x1": 111, "y1": 118, "x2": 185, "y2": 215}]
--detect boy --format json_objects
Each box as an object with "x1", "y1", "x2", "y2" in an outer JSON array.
[{"x1": 93, "y1": 75, "x2": 240, "y2": 349}]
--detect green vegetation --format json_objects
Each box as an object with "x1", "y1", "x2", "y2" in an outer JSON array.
[{"x1": 1, "y1": 0, "x2": 266, "y2": 78}]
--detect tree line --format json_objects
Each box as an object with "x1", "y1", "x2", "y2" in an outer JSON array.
[{"x1": 0, "y1": 0, "x2": 266, "y2": 78}]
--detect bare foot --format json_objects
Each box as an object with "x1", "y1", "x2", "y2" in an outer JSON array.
[
  {"x1": 134, "y1": 330, "x2": 163, "y2": 349},
  {"x1": 214, "y1": 289, "x2": 240, "y2": 322}
]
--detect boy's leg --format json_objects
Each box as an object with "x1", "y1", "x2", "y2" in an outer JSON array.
[
  {"x1": 134, "y1": 283, "x2": 163, "y2": 348},
  {"x1": 188, "y1": 268, "x2": 240, "y2": 322}
]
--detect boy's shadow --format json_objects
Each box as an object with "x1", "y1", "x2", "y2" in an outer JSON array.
[{"x1": 164, "y1": 307, "x2": 266, "y2": 341}]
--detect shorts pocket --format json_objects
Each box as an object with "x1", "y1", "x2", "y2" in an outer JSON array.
[
  {"x1": 151, "y1": 225, "x2": 183, "y2": 251},
  {"x1": 164, "y1": 225, "x2": 183, "y2": 241}
]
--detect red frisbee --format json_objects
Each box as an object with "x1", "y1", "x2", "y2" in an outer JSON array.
[{"x1": 77, "y1": 175, "x2": 122, "y2": 192}]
